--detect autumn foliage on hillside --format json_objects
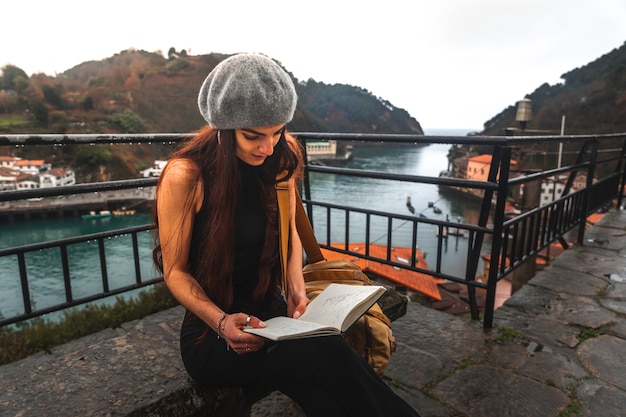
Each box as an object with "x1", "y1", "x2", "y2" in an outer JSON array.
[
  {"x1": 1, "y1": 49, "x2": 424, "y2": 135},
  {"x1": 0, "y1": 49, "x2": 423, "y2": 181}
]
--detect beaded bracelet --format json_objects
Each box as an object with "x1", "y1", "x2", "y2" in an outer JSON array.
[{"x1": 216, "y1": 313, "x2": 227, "y2": 339}]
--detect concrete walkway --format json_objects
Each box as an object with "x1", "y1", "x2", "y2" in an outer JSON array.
[{"x1": 2, "y1": 209, "x2": 626, "y2": 416}]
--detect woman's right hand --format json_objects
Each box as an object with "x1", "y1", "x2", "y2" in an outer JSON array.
[{"x1": 220, "y1": 313, "x2": 267, "y2": 354}]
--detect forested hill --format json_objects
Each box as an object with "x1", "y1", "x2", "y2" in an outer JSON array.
[
  {"x1": 481, "y1": 41, "x2": 626, "y2": 135},
  {"x1": 0, "y1": 49, "x2": 423, "y2": 135}
]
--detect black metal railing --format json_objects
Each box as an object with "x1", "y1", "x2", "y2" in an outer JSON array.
[{"x1": 1, "y1": 132, "x2": 624, "y2": 328}]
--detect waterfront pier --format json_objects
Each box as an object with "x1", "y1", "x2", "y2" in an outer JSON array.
[{"x1": 0, "y1": 188, "x2": 154, "y2": 222}]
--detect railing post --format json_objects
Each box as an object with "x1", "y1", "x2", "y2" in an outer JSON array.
[
  {"x1": 483, "y1": 146, "x2": 512, "y2": 328},
  {"x1": 17, "y1": 253, "x2": 33, "y2": 315},
  {"x1": 60, "y1": 245, "x2": 73, "y2": 303},
  {"x1": 577, "y1": 140, "x2": 599, "y2": 244},
  {"x1": 617, "y1": 137, "x2": 626, "y2": 209},
  {"x1": 298, "y1": 136, "x2": 314, "y2": 227}
]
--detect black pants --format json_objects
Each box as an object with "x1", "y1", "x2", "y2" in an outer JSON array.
[{"x1": 180, "y1": 315, "x2": 420, "y2": 417}]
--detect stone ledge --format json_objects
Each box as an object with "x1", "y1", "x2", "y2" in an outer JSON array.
[{"x1": 0, "y1": 288, "x2": 406, "y2": 417}]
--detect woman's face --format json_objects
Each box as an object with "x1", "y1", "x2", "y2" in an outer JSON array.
[{"x1": 234, "y1": 124, "x2": 285, "y2": 166}]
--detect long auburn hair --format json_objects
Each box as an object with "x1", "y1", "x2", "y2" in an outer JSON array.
[{"x1": 153, "y1": 125, "x2": 303, "y2": 310}]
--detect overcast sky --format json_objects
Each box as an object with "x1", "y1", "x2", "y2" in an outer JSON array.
[{"x1": 2, "y1": 0, "x2": 625, "y2": 131}]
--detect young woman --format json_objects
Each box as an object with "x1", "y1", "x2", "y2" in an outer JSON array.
[{"x1": 153, "y1": 53, "x2": 420, "y2": 416}]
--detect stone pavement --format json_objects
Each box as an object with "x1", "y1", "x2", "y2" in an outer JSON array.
[
  {"x1": 255, "y1": 208, "x2": 626, "y2": 417},
  {"x1": 383, "y1": 208, "x2": 626, "y2": 417},
  {"x1": 2, "y1": 209, "x2": 626, "y2": 416}
]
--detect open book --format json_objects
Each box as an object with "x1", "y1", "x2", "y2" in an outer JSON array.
[{"x1": 244, "y1": 283, "x2": 386, "y2": 341}]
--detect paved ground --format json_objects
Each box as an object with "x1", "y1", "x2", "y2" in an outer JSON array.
[
  {"x1": 255, "y1": 209, "x2": 626, "y2": 417},
  {"x1": 2, "y1": 209, "x2": 626, "y2": 416}
]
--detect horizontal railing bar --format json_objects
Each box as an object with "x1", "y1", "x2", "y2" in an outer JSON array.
[
  {"x1": 305, "y1": 165, "x2": 499, "y2": 191},
  {"x1": 273, "y1": 132, "x2": 626, "y2": 146},
  {"x1": 2, "y1": 132, "x2": 625, "y2": 147},
  {"x1": 302, "y1": 198, "x2": 491, "y2": 233},
  {"x1": 0, "y1": 178, "x2": 158, "y2": 202},
  {"x1": 508, "y1": 162, "x2": 590, "y2": 185},
  {"x1": 0, "y1": 277, "x2": 163, "y2": 328},
  {"x1": 0, "y1": 224, "x2": 155, "y2": 256},
  {"x1": 0, "y1": 133, "x2": 192, "y2": 146}
]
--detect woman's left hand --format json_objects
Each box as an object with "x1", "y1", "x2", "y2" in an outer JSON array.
[{"x1": 288, "y1": 290, "x2": 309, "y2": 319}]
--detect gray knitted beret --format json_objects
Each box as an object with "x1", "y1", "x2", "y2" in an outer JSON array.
[{"x1": 197, "y1": 53, "x2": 297, "y2": 129}]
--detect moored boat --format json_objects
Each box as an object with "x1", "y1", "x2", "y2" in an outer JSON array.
[
  {"x1": 112, "y1": 209, "x2": 136, "y2": 216},
  {"x1": 81, "y1": 210, "x2": 112, "y2": 220}
]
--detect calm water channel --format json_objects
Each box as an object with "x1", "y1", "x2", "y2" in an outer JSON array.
[{"x1": 0, "y1": 131, "x2": 489, "y2": 319}]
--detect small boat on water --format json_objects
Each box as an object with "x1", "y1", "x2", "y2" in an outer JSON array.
[
  {"x1": 81, "y1": 210, "x2": 112, "y2": 220},
  {"x1": 436, "y1": 227, "x2": 466, "y2": 238},
  {"x1": 112, "y1": 209, "x2": 136, "y2": 216}
]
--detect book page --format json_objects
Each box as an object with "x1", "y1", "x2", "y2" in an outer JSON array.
[
  {"x1": 299, "y1": 283, "x2": 385, "y2": 330},
  {"x1": 244, "y1": 316, "x2": 338, "y2": 340},
  {"x1": 244, "y1": 283, "x2": 385, "y2": 340}
]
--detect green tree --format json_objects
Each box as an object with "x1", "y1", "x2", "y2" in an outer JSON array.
[
  {"x1": 110, "y1": 109, "x2": 144, "y2": 133},
  {"x1": 42, "y1": 85, "x2": 64, "y2": 109},
  {"x1": 75, "y1": 144, "x2": 112, "y2": 166},
  {"x1": 31, "y1": 101, "x2": 49, "y2": 125},
  {"x1": 0, "y1": 65, "x2": 29, "y2": 90},
  {"x1": 82, "y1": 96, "x2": 94, "y2": 110},
  {"x1": 13, "y1": 75, "x2": 29, "y2": 93},
  {"x1": 166, "y1": 58, "x2": 192, "y2": 74}
]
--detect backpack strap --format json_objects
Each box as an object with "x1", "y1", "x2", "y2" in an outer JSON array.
[
  {"x1": 294, "y1": 191, "x2": 325, "y2": 264},
  {"x1": 276, "y1": 182, "x2": 327, "y2": 293},
  {"x1": 276, "y1": 181, "x2": 290, "y2": 293}
]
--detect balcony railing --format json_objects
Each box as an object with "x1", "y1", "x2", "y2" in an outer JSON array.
[{"x1": 1, "y1": 132, "x2": 624, "y2": 328}]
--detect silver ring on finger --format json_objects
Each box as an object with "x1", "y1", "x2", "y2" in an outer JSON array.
[
  {"x1": 237, "y1": 332, "x2": 243, "y2": 342},
  {"x1": 246, "y1": 315, "x2": 252, "y2": 326}
]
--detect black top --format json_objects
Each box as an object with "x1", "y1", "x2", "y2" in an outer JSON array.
[
  {"x1": 231, "y1": 158, "x2": 267, "y2": 312},
  {"x1": 186, "y1": 158, "x2": 283, "y2": 321}
]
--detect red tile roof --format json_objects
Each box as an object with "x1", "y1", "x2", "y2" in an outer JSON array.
[{"x1": 318, "y1": 243, "x2": 443, "y2": 300}]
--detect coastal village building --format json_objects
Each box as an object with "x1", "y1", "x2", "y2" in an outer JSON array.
[
  {"x1": 0, "y1": 156, "x2": 75, "y2": 190},
  {"x1": 466, "y1": 154, "x2": 518, "y2": 182},
  {"x1": 539, "y1": 174, "x2": 591, "y2": 207},
  {"x1": 13, "y1": 159, "x2": 50, "y2": 175},
  {"x1": 40, "y1": 168, "x2": 76, "y2": 188},
  {"x1": 16, "y1": 173, "x2": 40, "y2": 190},
  {"x1": 465, "y1": 154, "x2": 522, "y2": 209},
  {"x1": 0, "y1": 156, "x2": 17, "y2": 168},
  {"x1": 0, "y1": 167, "x2": 22, "y2": 190},
  {"x1": 306, "y1": 140, "x2": 338, "y2": 158},
  {"x1": 466, "y1": 154, "x2": 593, "y2": 209},
  {"x1": 141, "y1": 160, "x2": 168, "y2": 177}
]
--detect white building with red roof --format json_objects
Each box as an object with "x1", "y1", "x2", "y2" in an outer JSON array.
[
  {"x1": 13, "y1": 159, "x2": 51, "y2": 175},
  {"x1": 40, "y1": 167, "x2": 76, "y2": 188}
]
